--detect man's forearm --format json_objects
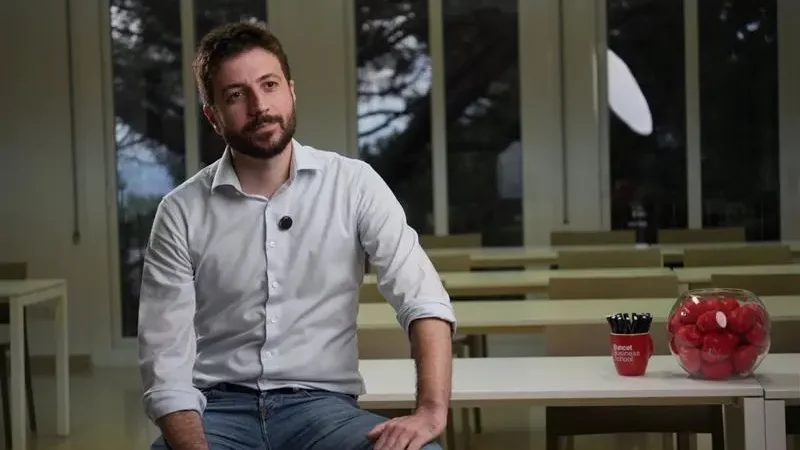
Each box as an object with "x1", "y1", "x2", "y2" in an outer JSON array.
[
  {"x1": 156, "y1": 410, "x2": 208, "y2": 450},
  {"x1": 409, "y1": 318, "x2": 453, "y2": 414}
]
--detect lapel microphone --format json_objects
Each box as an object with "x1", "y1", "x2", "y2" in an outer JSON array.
[{"x1": 278, "y1": 216, "x2": 293, "y2": 231}]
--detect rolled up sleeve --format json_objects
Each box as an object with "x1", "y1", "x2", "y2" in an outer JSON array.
[
  {"x1": 355, "y1": 162, "x2": 457, "y2": 335},
  {"x1": 138, "y1": 196, "x2": 206, "y2": 422}
]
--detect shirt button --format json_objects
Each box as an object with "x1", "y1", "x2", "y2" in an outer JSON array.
[
  {"x1": 271, "y1": 281, "x2": 279, "y2": 288},
  {"x1": 265, "y1": 351, "x2": 272, "y2": 358},
  {"x1": 267, "y1": 316, "x2": 276, "y2": 324},
  {"x1": 268, "y1": 241, "x2": 276, "y2": 248}
]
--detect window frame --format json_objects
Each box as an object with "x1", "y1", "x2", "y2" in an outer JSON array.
[{"x1": 102, "y1": 0, "x2": 800, "y2": 352}]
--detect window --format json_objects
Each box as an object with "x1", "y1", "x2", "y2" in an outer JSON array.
[
  {"x1": 443, "y1": 0, "x2": 522, "y2": 246},
  {"x1": 110, "y1": 0, "x2": 186, "y2": 337},
  {"x1": 607, "y1": 0, "x2": 688, "y2": 243},
  {"x1": 355, "y1": 0, "x2": 434, "y2": 234},
  {"x1": 196, "y1": 0, "x2": 268, "y2": 167},
  {"x1": 699, "y1": 0, "x2": 779, "y2": 240}
]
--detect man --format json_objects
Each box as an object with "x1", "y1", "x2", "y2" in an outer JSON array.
[{"x1": 138, "y1": 21, "x2": 457, "y2": 450}]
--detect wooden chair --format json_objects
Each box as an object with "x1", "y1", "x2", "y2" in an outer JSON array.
[
  {"x1": 710, "y1": 273, "x2": 800, "y2": 297},
  {"x1": 657, "y1": 227, "x2": 745, "y2": 244},
  {"x1": 683, "y1": 245, "x2": 793, "y2": 267},
  {"x1": 0, "y1": 262, "x2": 36, "y2": 449},
  {"x1": 544, "y1": 274, "x2": 725, "y2": 450},
  {"x1": 550, "y1": 230, "x2": 636, "y2": 246},
  {"x1": 556, "y1": 248, "x2": 663, "y2": 270},
  {"x1": 419, "y1": 233, "x2": 482, "y2": 249}
]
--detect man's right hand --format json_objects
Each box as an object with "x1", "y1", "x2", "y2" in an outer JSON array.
[{"x1": 157, "y1": 410, "x2": 209, "y2": 450}]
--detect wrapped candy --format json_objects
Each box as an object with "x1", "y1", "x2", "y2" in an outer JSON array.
[{"x1": 667, "y1": 288, "x2": 770, "y2": 380}]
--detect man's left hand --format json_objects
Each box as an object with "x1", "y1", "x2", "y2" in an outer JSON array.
[{"x1": 366, "y1": 406, "x2": 447, "y2": 450}]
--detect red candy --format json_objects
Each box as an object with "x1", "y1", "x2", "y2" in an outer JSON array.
[
  {"x1": 668, "y1": 291, "x2": 770, "y2": 380},
  {"x1": 696, "y1": 310, "x2": 727, "y2": 333},
  {"x1": 678, "y1": 347, "x2": 703, "y2": 373},
  {"x1": 719, "y1": 297, "x2": 740, "y2": 313},
  {"x1": 668, "y1": 313, "x2": 683, "y2": 334},
  {"x1": 701, "y1": 331, "x2": 739, "y2": 363},
  {"x1": 678, "y1": 300, "x2": 703, "y2": 324},
  {"x1": 727, "y1": 307, "x2": 756, "y2": 334},
  {"x1": 675, "y1": 325, "x2": 703, "y2": 348},
  {"x1": 702, "y1": 360, "x2": 734, "y2": 380},
  {"x1": 698, "y1": 298, "x2": 722, "y2": 315},
  {"x1": 741, "y1": 303, "x2": 767, "y2": 325},
  {"x1": 733, "y1": 345, "x2": 759, "y2": 375},
  {"x1": 746, "y1": 322, "x2": 768, "y2": 348}
]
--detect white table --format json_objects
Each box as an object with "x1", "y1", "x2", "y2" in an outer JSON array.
[
  {"x1": 754, "y1": 354, "x2": 800, "y2": 450},
  {"x1": 359, "y1": 355, "x2": 766, "y2": 450},
  {"x1": 0, "y1": 280, "x2": 70, "y2": 450}
]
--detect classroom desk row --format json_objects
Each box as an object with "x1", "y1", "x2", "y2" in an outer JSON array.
[
  {"x1": 425, "y1": 241, "x2": 800, "y2": 269},
  {"x1": 356, "y1": 295, "x2": 800, "y2": 334},
  {"x1": 362, "y1": 264, "x2": 800, "y2": 297},
  {"x1": 358, "y1": 354, "x2": 800, "y2": 450}
]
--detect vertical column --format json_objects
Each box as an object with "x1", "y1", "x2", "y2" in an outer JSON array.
[
  {"x1": 519, "y1": 0, "x2": 565, "y2": 245},
  {"x1": 181, "y1": 0, "x2": 199, "y2": 175},
  {"x1": 429, "y1": 0, "x2": 449, "y2": 236},
  {"x1": 778, "y1": 0, "x2": 800, "y2": 240},
  {"x1": 684, "y1": 0, "x2": 702, "y2": 229}
]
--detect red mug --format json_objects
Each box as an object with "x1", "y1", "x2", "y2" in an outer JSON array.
[{"x1": 610, "y1": 333, "x2": 654, "y2": 376}]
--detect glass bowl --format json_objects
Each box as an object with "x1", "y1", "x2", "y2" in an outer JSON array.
[{"x1": 667, "y1": 288, "x2": 770, "y2": 380}]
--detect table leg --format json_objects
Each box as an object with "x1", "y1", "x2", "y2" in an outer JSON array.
[
  {"x1": 9, "y1": 300, "x2": 26, "y2": 450},
  {"x1": 726, "y1": 397, "x2": 766, "y2": 450},
  {"x1": 55, "y1": 288, "x2": 70, "y2": 435},
  {"x1": 764, "y1": 400, "x2": 786, "y2": 450}
]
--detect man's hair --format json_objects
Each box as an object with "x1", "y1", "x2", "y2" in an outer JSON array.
[{"x1": 193, "y1": 21, "x2": 292, "y2": 106}]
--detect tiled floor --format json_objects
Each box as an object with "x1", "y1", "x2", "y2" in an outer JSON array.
[{"x1": 3, "y1": 367, "x2": 779, "y2": 450}]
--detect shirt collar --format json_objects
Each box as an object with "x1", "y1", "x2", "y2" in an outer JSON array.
[{"x1": 211, "y1": 139, "x2": 322, "y2": 193}]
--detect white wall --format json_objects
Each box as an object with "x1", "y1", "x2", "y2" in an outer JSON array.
[{"x1": 0, "y1": 0, "x2": 110, "y2": 359}]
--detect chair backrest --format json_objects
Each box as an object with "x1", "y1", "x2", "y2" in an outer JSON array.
[
  {"x1": 683, "y1": 245, "x2": 793, "y2": 267},
  {"x1": 0, "y1": 262, "x2": 27, "y2": 280},
  {"x1": 556, "y1": 248, "x2": 663, "y2": 270},
  {"x1": 358, "y1": 283, "x2": 384, "y2": 304},
  {"x1": 657, "y1": 227, "x2": 745, "y2": 244},
  {"x1": 429, "y1": 254, "x2": 472, "y2": 272},
  {"x1": 545, "y1": 274, "x2": 679, "y2": 357},
  {"x1": 548, "y1": 274, "x2": 680, "y2": 300},
  {"x1": 419, "y1": 233, "x2": 482, "y2": 249},
  {"x1": 710, "y1": 273, "x2": 800, "y2": 296},
  {"x1": 550, "y1": 230, "x2": 636, "y2": 246}
]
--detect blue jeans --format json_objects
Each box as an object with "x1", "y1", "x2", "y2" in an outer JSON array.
[{"x1": 151, "y1": 385, "x2": 443, "y2": 450}]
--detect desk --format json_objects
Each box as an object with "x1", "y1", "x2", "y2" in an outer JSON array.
[
  {"x1": 358, "y1": 356, "x2": 766, "y2": 450},
  {"x1": 0, "y1": 280, "x2": 70, "y2": 450},
  {"x1": 427, "y1": 241, "x2": 800, "y2": 269},
  {"x1": 754, "y1": 354, "x2": 800, "y2": 450},
  {"x1": 357, "y1": 296, "x2": 800, "y2": 335},
  {"x1": 363, "y1": 265, "x2": 800, "y2": 297}
]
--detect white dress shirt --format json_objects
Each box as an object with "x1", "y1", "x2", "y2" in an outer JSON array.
[{"x1": 138, "y1": 140, "x2": 457, "y2": 422}]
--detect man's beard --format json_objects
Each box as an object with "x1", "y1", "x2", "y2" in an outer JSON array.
[{"x1": 222, "y1": 109, "x2": 296, "y2": 160}]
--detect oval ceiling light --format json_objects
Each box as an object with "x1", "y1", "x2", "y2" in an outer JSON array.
[{"x1": 607, "y1": 48, "x2": 653, "y2": 136}]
